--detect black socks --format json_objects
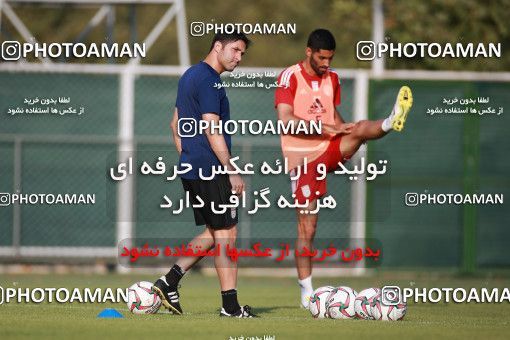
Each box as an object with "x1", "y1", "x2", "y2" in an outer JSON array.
[
  {"x1": 165, "y1": 264, "x2": 185, "y2": 290},
  {"x1": 221, "y1": 289, "x2": 241, "y2": 314},
  {"x1": 166, "y1": 264, "x2": 240, "y2": 313}
]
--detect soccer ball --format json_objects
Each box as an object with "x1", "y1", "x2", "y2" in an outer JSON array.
[
  {"x1": 325, "y1": 286, "x2": 358, "y2": 319},
  {"x1": 309, "y1": 286, "x2": 335, "y2": 318},
  {"x1": 354, "y1": 287, "x2": 381, "y2": 320},
  {"x1": 370, "y1": 297, "x2": 407, "y2": 321},
  {"x1": 127, "y1": 281, "x2": 162, "y2": 314}
]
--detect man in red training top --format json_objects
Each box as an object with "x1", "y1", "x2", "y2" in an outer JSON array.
[{"x1": 275, "y1": 28, "x2": 413, "y2": 308}]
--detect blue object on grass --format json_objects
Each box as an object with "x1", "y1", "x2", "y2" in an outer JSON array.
[{"x1": 97, "y1": 308, "x2": 124, "y2": 318}]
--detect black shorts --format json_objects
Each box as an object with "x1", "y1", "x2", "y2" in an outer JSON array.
[{"x1": 181, "y1": 175, "x2": 238, "y2": 229}]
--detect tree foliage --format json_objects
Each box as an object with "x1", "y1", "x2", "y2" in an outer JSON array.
[{"x1": 1, "y1": 0, "x2": 508, "y2": 70}]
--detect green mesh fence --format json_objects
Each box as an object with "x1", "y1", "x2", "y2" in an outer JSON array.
[
  {"x1": 0, "y1": 70, "x2": 508, "y2": 269},
  {"x1": 368, "y1": 80, "x2": 510, "y2": 268}
]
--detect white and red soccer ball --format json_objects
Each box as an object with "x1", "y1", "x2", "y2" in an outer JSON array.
[
  {"x1": 354, "y1": 287, "x2": 381, "y2": 320},
  {"x1": 309, "y1": 285, "x2": 407, "y2": 321},
  {"x1": 370, "y1": 296, "x2": 407, "y2": 321},
  {"x1": 309, "y1": 285, "x2": 335, "y2": 318},
  {"x1": 127, "y1": 281, "x2": 162, "y2": 314},
  {"x1": 325, "y1": 286, "x2": 358, "y2": 319}
]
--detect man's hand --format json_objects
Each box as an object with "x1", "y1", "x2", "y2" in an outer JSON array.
[
  {"x1": 335, "y1": 122, "x2": 356, "y2": 134},
  {"x1": 323, "y1": 122, "x2": 356, "y2": 137},
  {"x1": 170, "y1": 108, "x2": 182, "y2": 154},
  {"x1": 229, "y1": 173, "x2": 245, "y2": 195}
]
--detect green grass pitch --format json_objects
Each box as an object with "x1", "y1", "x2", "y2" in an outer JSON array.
[{"x1": 1, "y1": 272, "x2": 509, "y2": 339}]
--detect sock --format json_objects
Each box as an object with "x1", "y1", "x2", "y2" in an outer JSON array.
[
  {"x1": 164, "y1": 264, "x2": 186, "y2": 290},
  {"x1": 221, "y1": 289, "x2": 241, "y2": 314},
  {"x1": 298, "y1": 276, "x2": 313, "y2": 307},
  {"x1": 381, "y1": 117, "x2": 393, "y2": 132},
  {"x1": 382, "y1": 96, "x2": 403, "y2": 132}
]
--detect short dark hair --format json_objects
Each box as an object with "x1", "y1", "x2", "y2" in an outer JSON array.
[
  {"x1": 307, "y1": 29, "x2": 336, "y2": 51},
  {"x1": 209, "y1": 32, "x2": 251, "y2": 52}
]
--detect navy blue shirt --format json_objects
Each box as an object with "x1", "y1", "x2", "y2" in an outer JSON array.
[{"x1": 176, "y1": 61, "x2": 231, "y2": 179}]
